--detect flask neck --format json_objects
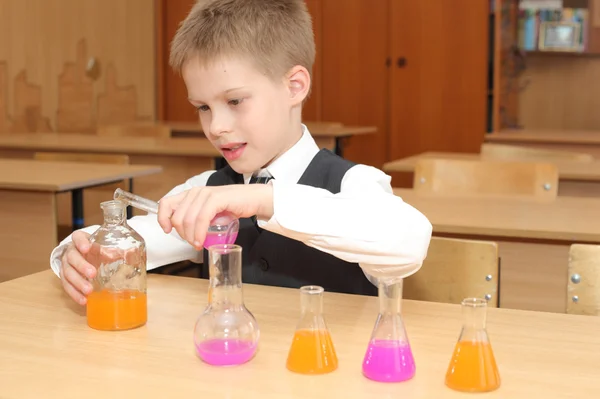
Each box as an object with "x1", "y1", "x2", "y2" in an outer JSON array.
[
  {"x1": 299, "y1": 285, "x2": 325, "y2": 317},
  {"x1": 100, "y1": 200, "x2": 127, "y2": 226},
  {"x1": 460, "y1": 298, "x2": 488, "y2": 331},
  {"x1": 378, "y1": 280, "x2": 403, "y2": 315},
  {"x1": 208, "y1": 245, "x2": 243, "y2": 306}
]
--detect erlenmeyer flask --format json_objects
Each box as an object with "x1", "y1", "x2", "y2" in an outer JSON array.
[
  {"x1": 362, "y1": 279, "x2": 415, "y2": 382},
  {"x1": 193, "y1": 244, "x2": 259, "y2": 366},
  {"x1": 286, "y1": 286, "x2": 338, "y2": 374},
  {"x1": 445, "y1": 298, "x2": 500, "y2": 392}
]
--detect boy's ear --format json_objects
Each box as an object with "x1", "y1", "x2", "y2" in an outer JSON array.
[{"x1": 285, "y1": 65, "x2": 311, "y2": 106}]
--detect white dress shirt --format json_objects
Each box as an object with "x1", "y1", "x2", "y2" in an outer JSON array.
[{"x1": 49, "y1": 124, "x2": 433, "y2": 282}]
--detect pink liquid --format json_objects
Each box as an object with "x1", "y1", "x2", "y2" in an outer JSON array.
[
  {"x1": 362, "y1": 340, "x2": 416, "y2": 382},
  {"x1": 195, "y1": 338, "x2": 257, "y2": 366},
  {"x1": 203, "y1": 230, "x2": 238, "y2": 249}
]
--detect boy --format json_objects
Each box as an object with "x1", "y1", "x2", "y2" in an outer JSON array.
[{"x1": 51, "y1": 0, "x2": 432, "y2": 305}]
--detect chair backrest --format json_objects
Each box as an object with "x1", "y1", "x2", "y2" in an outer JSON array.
[
  {"x1": 567, "y1": 244, "x2": 600, "y2": 316},
  {"x1": 404, "y1": 237, "x2": 500, "y2": 307},
  {"x1": 96, "y1": 122, "x2": 171, "y2": 138},
  {"x1": 481, "y1": 143, "x2": 594, "y2": 162},
  {"x1": 413, "y1": 158, "x2": 558, "y2": 199},
  {"x1": 33, "y1": 152, "x2": 129, "y2": 165}
]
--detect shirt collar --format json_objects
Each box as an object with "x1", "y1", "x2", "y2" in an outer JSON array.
[{"x1": 243, "y1": 124, "x2": 319, "y2": 184}]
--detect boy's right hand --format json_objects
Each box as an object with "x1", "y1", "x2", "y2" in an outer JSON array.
[{"x1": 60, "y1": 231, "x2": 96, "y2": 306}]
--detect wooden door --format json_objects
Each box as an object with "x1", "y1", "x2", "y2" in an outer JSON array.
[
  {"x1": 157, "y1": 0, "x2": 197, "y2": 122},
  {"x1": 389, "y1": 0, "x2": 489, "y2": 161},
  {"x1": 319, "y1": 0, "x2": 389, "y2": 168}
]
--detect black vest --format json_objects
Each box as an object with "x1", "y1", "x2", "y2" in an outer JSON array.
[{"x1": 202, "y1": 149, "x2": 377, "y2": 296}]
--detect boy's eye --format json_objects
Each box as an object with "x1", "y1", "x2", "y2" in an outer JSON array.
[
  {"x1": 197, "y1": 105, "x2": 210, "y2": 112},
  {"x1": 228, "y1": 98, "x2": 243, "y2": 106}
]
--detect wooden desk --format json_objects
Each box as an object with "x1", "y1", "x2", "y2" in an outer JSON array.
[
  {"x1": 1, "y1": 271, "x2": 598, "y2": 398},
  {"x1": 393, "y1": 188, "x2": 600, "y2": 313},
  {"x1": 165, "y1": 121, "x2": 377, "y2": 157},
  {"x1": 0, "y1": 160, "x2": 162, "y2": 282},
  {"x1": 383, "y1": 151, "x2": 600, "y2": 197},
  {"x1": 486, "y1": 129, "x2": 600, "y2": 157},
  {"x1": 0, "y1": 133, "x2": 219, "y2": 225}
]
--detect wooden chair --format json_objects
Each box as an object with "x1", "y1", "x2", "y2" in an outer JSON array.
[
  {"x1": 404, "y1": 236, "x2": 500, "y2": 307},
  {"x1": 96, "y1": 122, "x2": 171, "y2": 138},
  {"x1": 567, "y1": 244, "x2": 600, "y2": 316},
  {"x1": 413, "y1": 158, "x2": 559, "y2": 199},
  {"x1": 33, "y1": 152, "x2": 131, "y2": 239},
  {"x1": 481, "y1": 143, "x2": 594, "y2": 162}
]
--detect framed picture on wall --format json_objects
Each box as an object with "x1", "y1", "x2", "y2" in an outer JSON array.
[{"x1": 538, "y1": 21, "x2": 582, "y2": 52}]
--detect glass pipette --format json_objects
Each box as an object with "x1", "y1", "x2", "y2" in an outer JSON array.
[{"x1": 113, "y1": 188, "x2": 240, "y2": 248}]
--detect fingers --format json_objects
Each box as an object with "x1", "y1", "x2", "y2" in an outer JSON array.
[
  {"x1": 157, "y1": 192, "x2": 184, "y2": 233},
  {"x1": 67, "y1": 244, "x2": 96, "y2": 280},
  {"x1": 72, "y1": 231, "x2": 91, "y2": 253},
  {"x1": 182, "y1": 190, "x2": 211, "y2": 248},
  {"x1": 169, "y1": 189, "x2": 203, "y2": 246},
  {"x1": 194, "y1": 195, "x2": 222, "y2": 248},
  {"x1": 60, "y1": 247, "x2": 94, "y2": 305},
  {"x1": 60, "y1": 267, "x2": 88, "y2": 306}
]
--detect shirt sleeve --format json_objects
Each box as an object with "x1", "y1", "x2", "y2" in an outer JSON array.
[
  {"x1": 256, "y1": 164, "x2": 433, "y2": 282},
  {"x1": 49, "y1": 170, "x2": 216, "y2": 278}
]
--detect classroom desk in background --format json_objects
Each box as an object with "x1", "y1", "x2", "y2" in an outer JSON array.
[
  {"x1": 393, "y1": 188, "x2": 600, "y2": 314},
  {"x1": 164, "y1": 120, "x2": 378, "y2": 157},
  {"x1": 0, "y1": 133, "x2": 219, "y2": 226},
  {"x1": 0, "y1": 159, "x2": 162, "y2": 282},
  {"x1": 486, "y1": 129, "x2": 600, "y2": 158},
  {"x1": 383, "y1": 151, "x2": 600, "y2": 197},
  {"x1": 0, "y1": 270, "x2": 597, "y2": 398}
]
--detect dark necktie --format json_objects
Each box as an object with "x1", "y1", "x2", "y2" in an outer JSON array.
[
  {"x1": 249, "y1": 173, "x2": 274, "y2": 230},
  {"x1": 249, "y1": 175, "x2": 273, "y2": 185}
]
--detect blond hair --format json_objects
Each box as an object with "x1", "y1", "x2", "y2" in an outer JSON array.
[{"x1": 169, "y1": 0, "x2": 315, "y2": 81}]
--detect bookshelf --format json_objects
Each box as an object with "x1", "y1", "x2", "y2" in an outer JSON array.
[{"x1": 488, "y1": 0, "x2": 600, "y2": 132}]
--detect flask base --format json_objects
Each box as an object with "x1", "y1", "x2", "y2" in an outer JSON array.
[
  {"x1": 362, "y1": 340, "x2": 416, "y2": 382},
  {"x1": 195, "y1": 338, "x2": 257, "y2": 366}
]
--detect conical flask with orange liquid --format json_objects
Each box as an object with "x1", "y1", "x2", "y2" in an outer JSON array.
[
  {"x1": 286, "y1": 286, "x2": 338, "y2": 374},
  {"x1": 445, "y1": 297, "x2": 500, "y2": 392},
  {"x1": 362, "y1": 279, "x2": 415, "y2": 382}
]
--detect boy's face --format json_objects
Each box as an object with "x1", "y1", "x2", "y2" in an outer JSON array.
[{"x1": 182, "y1": 56, "x2": 302, "y2": 174}]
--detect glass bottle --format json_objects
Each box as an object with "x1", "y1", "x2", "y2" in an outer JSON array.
[
  {"x1": 362, "y1": 279, "x2": 416, "y2": 382},
  {"x1": 85, "y1": 200, "x2": 147, "y2": 331},
  {"x1": 113, "y1": 188, "x2": 239, "y2": 248},
  {"x1": 286, "y1": 286, "x2": 338, "y2": 374},
  {"x1": 445, "y1": 298, "x2": 501, "y2": 392},
  {"x1": 193, "y1": 244, "x2": 259, "y2": 366}
]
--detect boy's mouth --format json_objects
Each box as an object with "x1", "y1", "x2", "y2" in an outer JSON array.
[{"x1": 219, "y1": 142, "x2": 247, "y2": 161}]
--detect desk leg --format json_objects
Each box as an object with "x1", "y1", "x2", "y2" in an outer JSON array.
[
  {"x1": 335, "y1": 137, "x2": 343, "y2": 157},
  {"x1": 72, "y1": 189, "x2": 84, "y2": 231}
]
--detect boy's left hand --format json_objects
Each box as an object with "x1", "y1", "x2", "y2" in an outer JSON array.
[{"x1": 157, "y1": 184, "x2": 273, "y2": 249}]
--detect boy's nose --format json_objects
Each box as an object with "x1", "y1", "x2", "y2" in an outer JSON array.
[{"x1": 209, "y1": 114, "x2": 232, "y2": 137}]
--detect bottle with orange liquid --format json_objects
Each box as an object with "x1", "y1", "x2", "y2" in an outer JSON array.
[
  {"x1": 445, "y1": 297, "x2": 501, "y2": 392},
  {"x1": 85, "y1": 200, "x2": 147, "y2": 331},
  {"x1": 286, "y1": 285, "x2": 338, "y2": 374}
]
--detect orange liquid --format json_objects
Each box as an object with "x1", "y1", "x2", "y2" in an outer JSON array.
[
  {"x1": 86, "y1": 289, "x2": 147, "y2": 331},
  {"x1": 286, "y1": 329, "x2": 338, "y2": 374},
  {"x1": 445, "y1": 341, "x2": 500, "y2": 392}
]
